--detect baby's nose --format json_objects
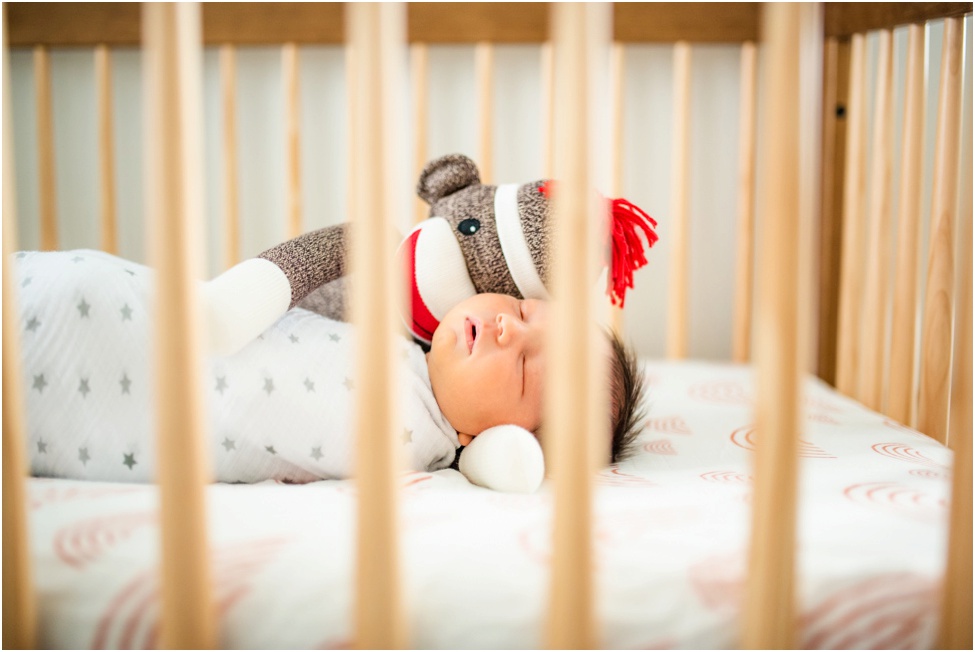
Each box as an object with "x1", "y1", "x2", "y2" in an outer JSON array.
[{"x1": 496, "y1": 313, "x2": 525, "y2": 345}]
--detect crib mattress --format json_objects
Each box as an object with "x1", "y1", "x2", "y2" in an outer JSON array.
[{"x1": 25, "y1": 360, "x2": 951, "y2": 649}]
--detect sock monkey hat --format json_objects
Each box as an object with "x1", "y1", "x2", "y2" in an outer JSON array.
[{"x1": 399, "y1": 154, "x2": 658, "y2": 345}]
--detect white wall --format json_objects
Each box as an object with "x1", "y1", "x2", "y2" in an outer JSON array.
[{"x1": 8, "y1": 17, "x2": 970, "y2": 359}]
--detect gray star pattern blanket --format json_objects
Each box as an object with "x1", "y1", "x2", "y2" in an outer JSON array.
[{"x1": 14, "y1": 250, "x2": 459, "y2": 483}]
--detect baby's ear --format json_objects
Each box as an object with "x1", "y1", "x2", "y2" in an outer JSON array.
[{"x1": 417, "y1": 154, "x2": 481, "y2": 205}]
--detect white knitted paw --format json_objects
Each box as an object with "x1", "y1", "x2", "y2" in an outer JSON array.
[{"x1": 458, "y1": 424, "x2": 544, "y2": 493}]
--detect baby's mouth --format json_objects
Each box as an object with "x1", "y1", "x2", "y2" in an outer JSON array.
[{"x1": 464, "y1": 317, "x2": 481, "y2": 354}]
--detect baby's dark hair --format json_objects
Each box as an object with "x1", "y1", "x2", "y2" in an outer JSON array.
[{"x1": 606, "y1": 329, "x2": 647, "y2": 463}]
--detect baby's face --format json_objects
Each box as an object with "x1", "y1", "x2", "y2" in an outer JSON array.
[{"x1": 426, "y1": 293, "x2": 548, "y2": 444}]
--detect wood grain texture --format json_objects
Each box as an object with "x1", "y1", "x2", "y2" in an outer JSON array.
[
  {"x1": 475, "y1": 41, "x2": 494, "y2": 184},
  {"x1": 742, "y1": 4, "x2": 802, "y2": 648},
  {"x1": 142, "y1": 4, "x2": 216, "y2": 648},
  {"x1": 545, "y1": 3, "x2": 609, "y2": 647},
  {"x1": 666, "y1": 41, "x2": 691, "y2": 359},
  {"x1": 412, "y1": 43, "x2": 428, "y2": 224},
  {"x1": 347, "y1": 4, "x2": 407, "y2": 649},
  {"x1": 857, "y1": 29, "x2": 894, "y2": 412},
  {"x1": 283, "y1": 42, "x2": 302, "y2": 239},
  {"x1": 887, "y1": 25, "x2": 926, "y2": 426},
  {"x1": 917, "y1": 16, "x2": 964, "y2": 444},
  {"x1": 2, "y1": 11, "x2": 37, "y2": 648},
  {"x1": 220, "y1": 44, "x2": 240, "y2": 268},
  {"x1": 835, "y1": 34, "x2": 867, "y2": 398},
  {"x1": 732, "y1": 41, "x2": 757, "y2": 363},
  {"x1": 825, "y1": 2, "x2": 973, "y2": 38},
  {"x1": 95, "y1": 44, "x2": 118, "y2": 254},
  {"x1": 34, "y1": 46, "x2": 57, "y2": 250},
  {"x1": 816, "y1": 38, "x2": 849, "y2": 386}
]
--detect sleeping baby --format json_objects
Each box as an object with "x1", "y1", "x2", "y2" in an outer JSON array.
[{"x1": 14, "y1": 249, "x2": 645, "y2": 485}]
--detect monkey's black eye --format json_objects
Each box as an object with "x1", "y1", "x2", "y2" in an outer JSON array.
[{"x1": 458, "y1": 218, "x2": 481, "y2": 236}]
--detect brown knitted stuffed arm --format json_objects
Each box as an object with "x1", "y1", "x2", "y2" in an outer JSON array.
[{"x1": 257, "y1": 224, "x2": 350, "y2": 309}]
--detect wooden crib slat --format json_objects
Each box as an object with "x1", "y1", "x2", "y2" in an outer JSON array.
[
  {"x1": 742, "y1": 4, "x2": 802, "y2": 648},
  {"x1": 817, "y1": 37, "x2": 850, "y2": 386},
  {"x1": 34, "y1": 45, "x2": 57, "y2": 251},
  {"x1": 347, "y1": 4, "x2": 407, "y2": 649},
  {"x1": 666, "y1": 41, "x2": 691, "y2": 359},
  {"x1": 546, "y1": 3, "x2": 609, "y2": 648},
  {"x1": 283, "y1": 42, "x2": 302, "y2": 239},
  {"x1": 857, "y1": 29, "x2": 894, "y2": 412},
  {"x1": 609, "y1": 41, "x2": 624, "y2": 334},
  {"x1": 834, "y1": 32, "x2": 867, "y2": 398},
  {"x1": 475, "y1": 40, "x2": 494, "y2": 184},
  {"x1": 142, "y1": 4, "x2": 216, "y2": 648},
  {"x1": 939, "y1": 60, "x2": 972, "y2": 644},
  {"x1": 220, "y1": 44, "x2": 240, "y2": 268},
  {"x1": 541, "y1": 41, "x2": 554, "y2": 178},
  {"x1": 2, "y1": 14, "x2": 37, "y2": 648},
  {"x1": 917, "y1": 16, "x2": 964, "y2": 445},
  {"x1": 95, "y1": 44, "x2": 118, "y2": 254},
  {"x1": 732, "y1": 41, "x2": 757, "y2": 363},
  {"x1": 411, "y1": 42, "x2": 428, "y2": 223},
  {"x1": 887, "y1": 24, "x2": 926, "y2": 426}
]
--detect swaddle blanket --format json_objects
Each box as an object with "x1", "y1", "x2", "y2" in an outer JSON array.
[{"x1": 15, "y1": 250, "x2": 459, "y2": 483}]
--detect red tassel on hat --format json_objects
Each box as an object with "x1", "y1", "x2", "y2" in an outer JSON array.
[
  {"x1": 538, "y1": 181, "x2": 658, "y2": 307},
  {"x1": 608, "y1": 198, "x2": 658, "y2": 307}
]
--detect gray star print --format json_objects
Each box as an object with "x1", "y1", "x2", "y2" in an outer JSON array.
[
  {"x1": 72, "y1": 256, "x2": 84, "y2": 263},
  {"x1": 78, "y1": 378, "x2": 91, "y2": 397},
  {"x1": 16, "y1": 252, "x2": 26, "y2": 258},
  {"x1": 263, "y1": 378, "x2": 275, "y2": 395},
  {"x1": 32, "y1": 374, "x2": 47, "y2": 392},
  {"x1": 289, "y1": 333, "x2": 299, "y2": 344},
  {"x1": 343, "y1": 377, "x2": 354, "y2": 390},
  {"x1": 77, "y1": 298, "x2": 91, "y2": 318},
  {"x1": 78, "y1": 447, "x2": 90, "y2": 465},
  {"x1": 120, "y1": 373, "x2": 132, "y2": 394},
  {"x1": 222, "y1": 437, "x2": 236, "y2": 451},
  {"x1": 125, "y1": 269, "x2": 135, "y2": 276},
  {"x1": 329, "y1": 333, "x2": 341, "y2": 342},
  {"x1": 403, "y1": 429, "x2": 413, "y2": 444},
  {"x1": 120, "y1": 304, "x2": 133, "y2": 321},
  {"x1": 310, "y1": 446, "x2": 323, "y2": 461},
  {"x1": 123, "y1": 453, "x2": 137, "y2": 469},
  {"x1": 37, "y1": 439, "x2": 48, "y2": 454},
  {"x1": 304, "y1": 378, "x2": 315, "y2": 392},
  {"x1": 21, "y1": 277, "x2": 32, "y2": 288},
  {"x1": 265, "y1": 445, "x2": 277, "y2": 455},
  {"x1": 26, "y1": 316, "x2": 40, "y2": 332},
  {"x1": 215, "y1": 376, "x2": 228, "y2": 394}
]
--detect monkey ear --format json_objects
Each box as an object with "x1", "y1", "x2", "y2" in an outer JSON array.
[{"x1": 416, "y1": 154, "x2": 481, "y2": 205}]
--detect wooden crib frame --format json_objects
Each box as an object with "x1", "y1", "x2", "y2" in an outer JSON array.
[{"x1": 2, "y1": 2, "x2": 972, "y2": 649}]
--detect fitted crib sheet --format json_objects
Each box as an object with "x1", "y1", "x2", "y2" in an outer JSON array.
[{"x1": 25, "y1": 360, "x2": 951, "y2": 649}]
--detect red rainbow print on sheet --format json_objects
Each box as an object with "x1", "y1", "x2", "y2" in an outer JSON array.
[
  {"x1": 92, "y1": 537, "x2": 288, "y2": 649},
  {"x1": 699, "y1": 470, "x2": 751, "y2": 485},
  {"x1": 642, "y1": 439, "x2": 677, "y2": 455},
  {"x1": 871, "y1": 442, "x2": 948, "y2": 469},
  {"x1": 597, "y1": 466, "x2": 659, "y2": 487},
  {"x1": 644, "y1": 415, "x2": 692, "y2": 435},
  {"x1": 800, "y1": 573, "x2": 938, "y2": 649},
  {"x1": 843, "y1": 482, "x2": 947, "y2": 522},
  {"x1": 336, "y1": 472, "x2": 433, "y2": 496},
  {"x1": 730, "y1": 425, "x2": 836, "y2": 459},
  {"x1": 909, "y1": 467, "x2": 948, "y2": 480},
  {"x1": 54, "y1": 511, "x2": 156, "y2": 568},
  {"x1": 688, "y1": 379, "x2": 750, "y2": 404}
]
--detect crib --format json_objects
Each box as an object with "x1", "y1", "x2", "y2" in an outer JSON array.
[{"x1": 2, "y1": 2, "x2": 972, "y2": 649}]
